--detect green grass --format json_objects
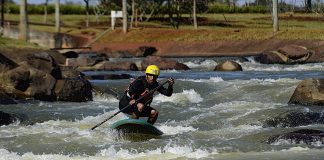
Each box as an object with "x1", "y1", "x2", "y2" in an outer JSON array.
[
  {"x1": 2, "y1": 13, "x2": 324, "y2": 42},
  {"x1": 0, "y1": 36, "x2": 42, "y2": 49}
]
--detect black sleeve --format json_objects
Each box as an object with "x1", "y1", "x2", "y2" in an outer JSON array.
[
  {"x1": 128, "y1": 79, "x2": 144, "y2": 99},
  {"x1": 157, "y1": 83, "x2": 173, "y2": 97}
]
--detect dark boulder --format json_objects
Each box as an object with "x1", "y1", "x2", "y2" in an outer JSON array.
[
  {"x1": 214, "y1": 60, "x2": 242, "y2": 71},
  {"x1": 5, "y1": 66, "x2": 57, "y2": 101},
  {"x1": 5, "y1": 65, "x2": 30, "y2": 91},
  {"x1": 263, "y1": 111, "x2": 324, "y2": 128},
  {"x1": 0, "y1": 111, "x2": 19, "y2": 126},
  {"x1": 23, "y1": 52, "x2": 62, "y2": 79},
  {"x1": 267, "y1": 129, "x2": 324, "y2": 145},
  {"x1": 138, "y1": 46, "x2": 157, "y2": 57},
  {"x1": 0, "y1": 89, "x2": 17, "y2": 104},
  {"x1": 62, "y1": 51, "x2": 79, "y2": 58},
  {"x1": 55, "y1": 78, "x2": 93, "y2": 102},
  {"x1": 288, "y1": 78, "x2": 324, "y2": 106},
  {"x1": 60, "y1": 66, "x2": 85, "y2": 79},
  {"x1": 0, "y1": 53, "x2": 18, "y2": 70}
]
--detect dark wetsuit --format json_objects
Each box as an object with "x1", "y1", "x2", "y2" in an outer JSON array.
[{"x1": 119, "y1": 76, "x2": 173, "y2": 117}]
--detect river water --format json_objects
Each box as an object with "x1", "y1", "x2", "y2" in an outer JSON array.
[{"x1": 0, "y1": 57, "x2": 324, "y2": 160}]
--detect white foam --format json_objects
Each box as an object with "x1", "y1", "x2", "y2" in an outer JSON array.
[
  {"x1": 242, "y1": 62, "x2": 324, "y2": 71},
  {"x1": 154, "y1": 89, "x2": 203, "y2": 105},
  {"x1": 179, "y1": 77, "x2": 224, "y2": 83},
  {"x1": 93, "y1": 94, "x2": 119, "y2": 103},
  {"x1": 158, "y1": 124, "x2": 197, "y2": 135},
  {"x1": 282, "y1": 147, "x2": 310, "y2": 152},
  {"x1": 184, "y1": 59, "x2": 217, "y2": 70},
  {"x1": 98, "y1": 143, "x2": 216, "y2": 159}
]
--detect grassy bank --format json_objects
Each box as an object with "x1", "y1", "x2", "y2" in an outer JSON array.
[{"x1": 1, "y1": 13, "x2": 324, "y2": 43}]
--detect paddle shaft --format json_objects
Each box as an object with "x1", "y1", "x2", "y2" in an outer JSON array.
[{"x1": 91, "y1": 80, "x2": 169, "y2": 130}]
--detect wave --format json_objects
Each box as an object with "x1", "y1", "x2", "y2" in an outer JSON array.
[
  {"x1": 154, "y1": 89, "x2": 203, "y2": 105},
  {"x1": 178, "y1": 77, "x2": 224, "y2": 83}
]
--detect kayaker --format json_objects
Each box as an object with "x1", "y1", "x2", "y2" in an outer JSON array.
[{"x1": 119, "y1": 65, "x2": 175, "y2": 124}]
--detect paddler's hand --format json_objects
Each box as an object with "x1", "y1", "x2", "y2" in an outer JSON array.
[
  {"x1": 129, "y1": 99, "x2": 136, "y2": 105},
  {"x1": 168, "y1": 77, "x2": 175, "y2": 86}
]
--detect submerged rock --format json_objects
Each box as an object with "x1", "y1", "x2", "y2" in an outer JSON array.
[
  {"x1": 263, "y1": 111, "x2": 324, "y2": 128},
  {"x1": 214, "y1": 60, "x2": 242, "y2": 71},
  {"x1": 267, "y1": 129, "x2": 324, "y2": 145},
  {"x1": 0, "y1": 111, "x2": 20, "y2": 126}
]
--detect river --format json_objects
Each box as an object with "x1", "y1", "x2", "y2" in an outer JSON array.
[{"x1": 0, "y1": 57, "x2": 323, "y2": 159}]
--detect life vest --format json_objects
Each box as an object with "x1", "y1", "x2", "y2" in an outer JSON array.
[{"x1": 125, "y1": 76, "x2": 154, "y2": 105}]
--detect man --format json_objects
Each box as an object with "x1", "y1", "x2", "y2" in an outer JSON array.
[{"x1": 119, "y1": 65, "x2": 175, "y2": 124}]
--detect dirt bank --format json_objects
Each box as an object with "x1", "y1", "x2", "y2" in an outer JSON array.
[{"x1": 90, "y1": 39, "x2": 324, "y2": 57}]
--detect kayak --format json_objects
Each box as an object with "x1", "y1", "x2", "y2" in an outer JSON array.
[{"x1": 111, "y1": 118, "x2": 163, "y2": 136}]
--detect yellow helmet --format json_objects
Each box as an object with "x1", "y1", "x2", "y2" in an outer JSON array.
[{"x1": 145, "y1": 65, "x2": 160, "y2": 76}]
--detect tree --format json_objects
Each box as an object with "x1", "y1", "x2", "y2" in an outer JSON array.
[
  {"x1": 122, "y1": 0, "x2": 127, "y2": 33},
  {"x1": 273, "y1": 0, "x2": 279, "y2": 33},
  {"x1": 1, "y1": 0, "x2": 4, "y2": 29},
  {"x1": 306, "y1": 0, "x2": 312, "y2": 12},
  {"x1": 55, "y1": 0, "x2": 60, "y2": 33},
  {"x1": 130, "y1": 0, "x2": 135, "y2": 28},
  {"x1": 44, "y1": 0, "x2": 49, "y2": 24},
  {"x1": 84, "y1": 0, "x2": 90, "y2": 27},
  {"x1": 93, "y1": 0, "x2": 106, "y2": 24},
  {"x1": 19, "y1": 0, "x2": 28, "y2": 41},
  {"x1": 193, "y1": 0, "x2": 197, "y2": 29}
]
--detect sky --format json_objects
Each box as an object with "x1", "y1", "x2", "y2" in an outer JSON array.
[{"x1": 14, "y1": 0, "x2": 84, "y2": 5}]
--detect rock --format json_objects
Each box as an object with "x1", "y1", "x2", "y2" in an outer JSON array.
[
  {"x1": 267, "y1": 129, "x2": 324, "y2": 145},
  {"x1": 257, "y1": 45, "x2": 312, "y2": 64},
  {"x1": 60, "y1": 66, "x2": 85, "y2": 79},
  {"x1": 92, "y1": 61, "x2": 139, "y2": 71},
  {"x1": 141, "y1": 56, "x2": 190, "y2": 70},
  {"x1": 214, "y1": 60, "x2": 242, "y2": 71},
  {"x1": 22, "y1": 52, "x2": 62, "y2": 79},
  {"x1": 0, "y1": 111, "x2": 19, "y2": 126},
  {"x1": 0, "y1": 89, "x2": 17, "y2": 104},
  {"x1": 0, "y1": 53, "x2": 18, "y2": 70},
  {"x1": 5, "y1": 65, "x2": 30, "y2": 91},
  {"x1": 263, "y1": 111, "x2": 324, "y2": 128},
  {"x1": 257, "y1": 51, "x2": 289, "y2": 64},
  {"x1": 288, "y1": 78, "x2": 324, "y2": 105},
  {"x1": 84, "y1": 74, "x2": 132, "y2": 80},
  {"x1": 62, "y1": 51, "x2": 79, "y2": 58},
  {"x1": 278, "y1": 45, "x2": 309, "y2": 60},
  {"x1": 75, "y1": 53, "x2": 107, "y2": 67},
  {"x1": 55, "y1": 78, "x2": 93, "y2": 102},
  {"x1": 46, "y1": 50, "x2": 67, "y2": 65},
  {"x1": 138, "y1": 46, "x2": 157, "y2": 57},
  {"x1": 5, "y1": 66, "x2": 57, "y2": 101}
]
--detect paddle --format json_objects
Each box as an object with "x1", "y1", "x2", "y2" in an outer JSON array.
[{"x1": 91, "y1": 80, "x2": 169, "y2": 130}]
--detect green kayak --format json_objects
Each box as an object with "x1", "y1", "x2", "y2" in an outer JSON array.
[{"x1": 111, "y1": 118, "x2": 163, "y2": 136}]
